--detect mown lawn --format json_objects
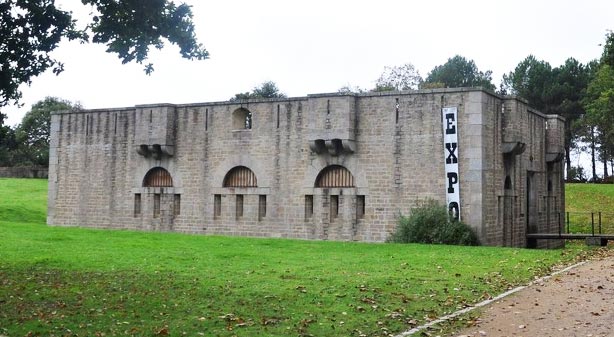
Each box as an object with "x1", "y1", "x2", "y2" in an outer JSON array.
[
  {"x1": 565, "y1": 183, "x2": 614, "y2": 233},
  {"x1": 0, "y1": 178, "x2": 604, "y2": 337}
]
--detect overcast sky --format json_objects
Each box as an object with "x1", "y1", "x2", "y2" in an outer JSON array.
[{"x1": 3, "y1": 0, "x2": 613, "y2": 128}]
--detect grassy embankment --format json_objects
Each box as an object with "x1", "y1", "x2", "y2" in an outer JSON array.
[
  {"x1": 0, "y1": 178, "x2": 607, "y2": 336},
  {"x1": 565, "y1": 183, "x2": 614, "y2": 233}
]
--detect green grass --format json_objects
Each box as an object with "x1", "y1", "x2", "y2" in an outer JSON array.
[
  {"x1": 565, "y1": 183, "x2": 614, "y2": 233},
  {"x1": 0, "y1": 178, "x2": 47, "y2": 223},
  {"x1": 0, "y1": 178, "x2": 605, "y2": 337}
]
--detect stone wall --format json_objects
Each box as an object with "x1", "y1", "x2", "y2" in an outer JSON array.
[{"x1": 48, "y1": 88, "x2": 565, "y2": 247}]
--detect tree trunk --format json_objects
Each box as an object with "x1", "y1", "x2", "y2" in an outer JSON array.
[
  {"x1": 601, "y1": 145, "x2": 610, "y2": 181},
  {"x1": 565, "y1": 145, "x2": 572, "y2": 181},
  {"x1": 591, "y1": 127, "x2": 597, "y2": 182}
]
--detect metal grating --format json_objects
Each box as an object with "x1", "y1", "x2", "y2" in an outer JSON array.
[
  {"x1": 143, "y1": 167, "x2": 173, "y2": 187},
  {"x1": 315, "y1": 165, "x2": 354, "y2": 187},
  {"x1": 223, "y1": 166, "x2": 257, "y2": 187}
]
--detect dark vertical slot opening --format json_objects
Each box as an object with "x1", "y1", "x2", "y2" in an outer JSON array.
[
  {"x1": 214, "y1": 194, "x2": 221, "y2": 218},
  {"x1": 395, "y1": 98, "x2": 400, "y2": 124},
  {"x1": 153, "y1": 194, "x2": 160, "y2": 218},
  {"x1": 330, "y1": 195, "x2": 339, "y2": 220},
  {"x1": 236, "y1": 194, "x2": 244, "y2": 218},
  {"x1": 305, "y1": 195, "x2": 313, "y2": 219},
  {"x1": 356, "y1": 195, "x2": 365, "y2": 219},
  {"x1": 259, "y1": 195, "x2": 267, "y2": 220}
]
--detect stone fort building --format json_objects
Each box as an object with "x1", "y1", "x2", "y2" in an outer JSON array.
[{"x1": 48, "y1": 88, "x2": 565, "y2": 248}]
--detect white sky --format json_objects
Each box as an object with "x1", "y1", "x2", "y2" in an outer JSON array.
[{"x1": 3, "y1": 0, "x2": 613, "y2": 127}]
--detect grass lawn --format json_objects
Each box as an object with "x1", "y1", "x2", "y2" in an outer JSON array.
[
  {"x1": 0, "y1": 178, "x2": 606, "y2": 337},
  {"x1": 565, "y1": 183, "x2": 614, "y2": 234}
]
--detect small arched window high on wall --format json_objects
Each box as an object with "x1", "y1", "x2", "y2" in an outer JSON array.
[
  {"x1": 143, "y1": 167, "x2": 173, "y2": 187},
  {"x1": 223, "y1": 166, "x2": 257, "y2": 187},
  {"x1": 232, "y1": 108, "x2": 252, "y2": 130},
  {"x1": 315, "y1": 165, "x2": 355, "y2": 187}
]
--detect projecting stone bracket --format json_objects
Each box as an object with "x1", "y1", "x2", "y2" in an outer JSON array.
[
  {"x1": 309, "y1": 139, "x2": 355, "y2": 156},
  {"x1": 546, "y1": 152, "x2": 565, "y2": 163},
  {"x1": 502, "y1": 141, "x2": 526, "y2": 156},
  {"x1": 136, "y1": 144, "x2": 175, "y2": 159}
]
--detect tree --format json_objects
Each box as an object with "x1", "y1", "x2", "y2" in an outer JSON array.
[
  {"x1": 422, "y1": 55, "x2": 496, "y2": 91},
  {"x1": 373, "y1": 63, "x2": 423, "y2": 92},
  {"x1": 501, "y1": 55, "x2": 554, "y2": 111},
  {"x1": 0, "y1": 0, "x2": 208, "y2": 107},
  {"x1": 566, "y1": 165, "x2": 587, "y2": 182},
  {"x1": 15, "y1": 97, "x2": 78, "y2": 166},
  {"x1": 230, "y1": 81, "x2": 287, "y2": 101},
  {"x1": 601, "y1": 30, "x2": 614, "y2": 67},
  {"x1": 583, "y1": 64, "x2": 614, "y2": 179},
  {"x1": 502, "y1": 56, "x2": 593, "y2": 177},
  {"x1": 578, "y1": 32, "x2": 614, "y2": 180},
  {"x1": 0, "y1": 112, "x2": 17, "y2": 165},
  {"x1": 337, "y1": 85, "x2": 366, "y2": 94},
  {"x1": 550, "y1": 58, "x2": 593, "y2": 176}
]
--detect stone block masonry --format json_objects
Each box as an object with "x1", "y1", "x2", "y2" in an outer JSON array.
[{"x1": 48, "y1": 88, "x2": 565, "y2": 247}]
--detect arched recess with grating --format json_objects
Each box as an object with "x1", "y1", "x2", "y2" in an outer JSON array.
[
  {"x1": 143, "y1": 167, "x2": 173, "y2": 187},
  {"x1": 315, "y1": 165, "x2": 355, "y2": 187},
  {"x1": 223, "y1": 166, "x2": 258, "y2": 187}
]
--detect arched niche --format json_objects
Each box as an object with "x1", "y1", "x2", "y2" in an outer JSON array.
[
  {"x1": 143, "y1": 167, "x2": 173, "y2": 187},
  {"x1": 223, "y1": 166, "x2": 257, "y2": 187},
  {"x1": 232, "y1": 108, "x2": 252, "y2": 130},
  {"x1": 315, "y1": 165, "x2": 355, "y2": 188}
]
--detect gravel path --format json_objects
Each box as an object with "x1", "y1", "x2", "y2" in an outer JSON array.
[{"x1": 450, "y1": 255, "x2": 614, "y2": 337}]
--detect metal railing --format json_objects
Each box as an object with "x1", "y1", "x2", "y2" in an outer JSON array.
[{"x1": 561, "y1": 211, "x2": 614, "y2": 236}]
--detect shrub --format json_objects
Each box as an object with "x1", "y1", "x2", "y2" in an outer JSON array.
[
  {"x1": 566, "y1": 166, "x2": 587, "y2": 183},
  {"x1": 388, "y1": 200, "x2": 480, "y2": 246}
]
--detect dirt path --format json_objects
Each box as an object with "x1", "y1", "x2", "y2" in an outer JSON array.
[{"x1": 450, "y1": 256, "x2": 614, "y2": 337}]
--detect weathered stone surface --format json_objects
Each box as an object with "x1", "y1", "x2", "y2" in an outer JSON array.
[{"x1": 47, "y1": 88, "x2": 565, "y2": 247}]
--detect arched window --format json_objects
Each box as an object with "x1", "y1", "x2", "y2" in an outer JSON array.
[
  {"x1": 223, "y1": 166, "x2": 257, "y2": 187},
  {"x1": 143, "y1": 167, "x2": 173, "y2": 187},
  {"x1": 315, "y1": 165, "x2": 355, "y2": 187},
  {"x1": 232, "y1": 108, "x2": 252, "y2": 129}
]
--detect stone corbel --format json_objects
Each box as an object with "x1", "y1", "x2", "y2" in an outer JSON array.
[
  {"x1": 341, "y1": 139, "x2": 356, "y2": 153},
  {"x1": 325, "y1": 139, "x2": 342, "y2": 156},
  {"x1": 502, "y1": 142, "x2": 526, "y2": 156},
  {"x1": 308, "y1": 139, "x2": 326, "y2": 154},
  {"x1": 546, "y1": 152, "x2": 564, "y2": 163},
  {"x1": 136, "y1": 144, "x2": 174, "y2": 159},
  {"x1": 158, "y1": 145, "x2": 175, "y2": 157},
  {"x1": 137, "y1": 144, "x2": 150, "y2": 157},
  {"x1": 309, "y1": 138, "x2": 355, "y2": 156}
]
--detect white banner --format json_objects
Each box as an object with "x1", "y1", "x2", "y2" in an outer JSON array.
[{"x1": 442, "y1": 107, "x2": 460, "y2": 220}]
